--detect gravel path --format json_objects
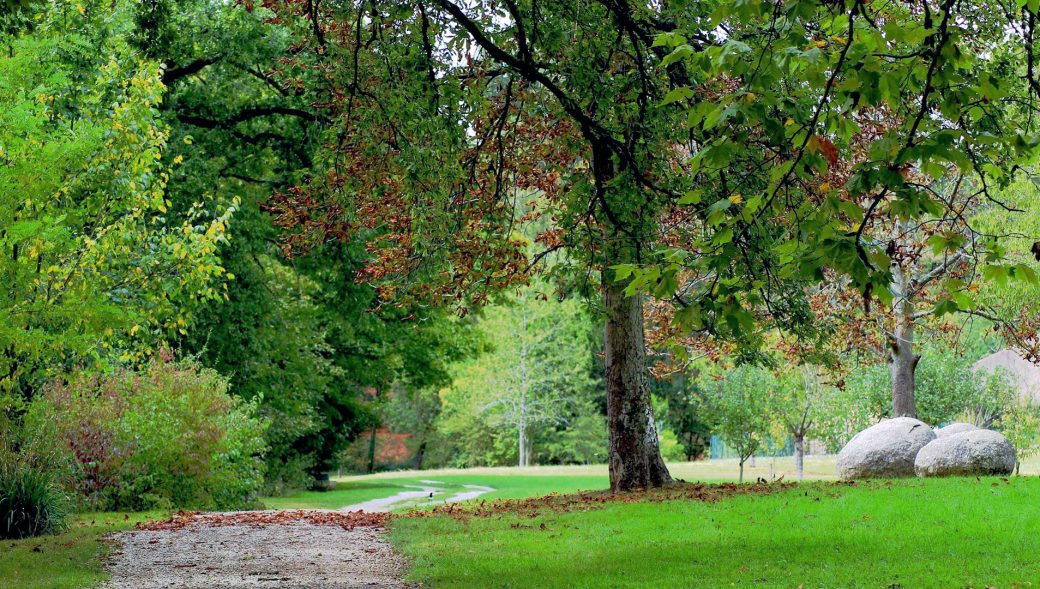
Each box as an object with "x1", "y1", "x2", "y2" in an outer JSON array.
[{"x1": 102, "y1": 512, "x2": 414, "y2": 589}]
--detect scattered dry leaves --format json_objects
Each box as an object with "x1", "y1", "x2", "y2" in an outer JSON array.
[
  {"x1": 404, "y1": 480, "x2": 794, "y2": 523},
  {"x1": 136, "y1": 510, "x2": 388, "y2": 532}
]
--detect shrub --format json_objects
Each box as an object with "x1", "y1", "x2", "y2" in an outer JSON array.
[
  {"x1": 29, "y1": 357, "x2": 268, "y2": 511},
  {"x1": 0, "y1": 459, "x2": 68, "y2": 539},
  {"x1": 0, "y1": 418, "x2": 68, "y2": 539}
]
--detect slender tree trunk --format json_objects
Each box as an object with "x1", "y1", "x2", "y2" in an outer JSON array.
[
  {"x1": 794, "y1": 434, "x2": 805, "y2": 481},
  {"x1": 890, "y1": 249, "x2": 919, "y2": 418},
  {"x1": 518, "y1": 308, "x2": 529, "y2": 468},
  {"x1": 414, "y1": 440, "x2": 427, "y2": 470},
  {"x1": 738, "y1": 457, "x2": 746, "y2": 483},
  {"x1": 603, "y1": 268, "x2": 672, "y2": 492},
  {"x1": 518, "y1": 419, "x2": 527, "y2": 468},
  {"x1": 366, "y1": 425, "x2": 377, "y2": 473}
]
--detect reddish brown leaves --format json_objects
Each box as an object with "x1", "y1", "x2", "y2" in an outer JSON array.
[
  {"x1": 137, "y1": 510, "x2": 388, "y2": 532},
  {"x1": 404, "y1": 480, "x2": 793, "y2": 522},
  {"x1": 806, "y1": 135, "x2": 839, "y2": 168}
]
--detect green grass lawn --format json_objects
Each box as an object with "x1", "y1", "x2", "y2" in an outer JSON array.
[
  {"x1": 267, "y1": 454, "x2": 1040, "y2": 512},
  {"x1": 264, "y1": 457, "x2": 831, "y2": 511},
  {"x1": 262, "y1": 473, "x2": 608, "y2": 510},
  {"x1": 391, "y1": 477, "x2": 1040, "y2": 588},
  {"x1": 14, "y1": 460, "x2": 1040, "y2": 589},
  {"x1": 0, "y1": 512, "x2": 160, "y2": 589}
]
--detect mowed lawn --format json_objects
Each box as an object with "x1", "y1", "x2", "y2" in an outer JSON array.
[
  {"x1": 265, "y1": 454, "x2": 1040, "y2": 511},
  {"x1": 262, "y1": 472, "x2": 610, "y2": 510},
  {"x1": 12, "y1": 459, "x2": 1040, "y2": 589},
  {"x1": 0, "y1": 512, "x2": 161, "y2": 589},
  {"x1": 391, "y1": 477, "x2": 1040, "y2": 589},
  {"x1": 265, "y1": 455, "x2": 843, "y2": 511}
]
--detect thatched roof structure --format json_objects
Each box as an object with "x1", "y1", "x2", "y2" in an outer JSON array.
[{"x1": 972, "y1": 349, "x2": 1040, "y2": 404}]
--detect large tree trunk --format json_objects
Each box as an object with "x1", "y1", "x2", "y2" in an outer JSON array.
[
  {"x1": 890, "y1": 253, "x2": 919, "y2": 418},
  {"x1": 603, "y1": 270, "x2": 672, "y2": 492}
]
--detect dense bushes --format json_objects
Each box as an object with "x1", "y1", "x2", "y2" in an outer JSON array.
[{"x1": 25, "y1": 358, "x2": 268, "y2": 511}]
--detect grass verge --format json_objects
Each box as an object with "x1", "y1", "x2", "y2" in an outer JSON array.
[
  {"x1": 0, "y1": 512, "x2": 160, "y2": 589},
  {"x1": 391, "y1": 477, "x2": 1040, "y2": 588}
]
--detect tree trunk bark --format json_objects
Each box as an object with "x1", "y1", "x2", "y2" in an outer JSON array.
[
  {"x1": 414, "y1": 440, "x2": 427, "y2": 470},
  {"x1": 794, "y1": 434, "x2": 805, "y2": 481},
  {"x1": 603, "y1": 269, "x2": 672, "y2": 492},
  {"x1": 518, "y1": 421, "x2": 527, "y2": 468},
  {"x1": 518, "y1": 308, "x2": 529, "y2": 468},
  {"x1": 366, "y1": 425, "x2": 377, "y2": 473},
  {"x1": 890, "y1": 252, "x2": 919, "y2": 418},
  {"x1": 738, "y1": 457, "x2": 745, "y2": 484}
]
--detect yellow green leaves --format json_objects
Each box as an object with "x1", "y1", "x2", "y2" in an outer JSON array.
[{"x1": 0, "y1": 26, "x2": 235, "y2": 391}]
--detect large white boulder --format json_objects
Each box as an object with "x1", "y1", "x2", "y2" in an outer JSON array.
[
  {"x1": 935, "y1": 422, "x2": 979, "y2": 438},
  {"x1": 914, "y1": 429, "x2": 1016, "y2": 477},
  {"x1": 837, "y1": 417, "x2": 936, "y2": 479}
]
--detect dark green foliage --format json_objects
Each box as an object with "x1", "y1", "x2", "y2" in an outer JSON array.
[
  {"x1": 650, "y1": 372, "x2": 712, "y2": 461},
  {"x1": 0, "y1": 460, "x2": 67, "y2": 540},
  {"x1": 96, "y1": 0, "x2": 471, "y2": 489},
  {"x1": 129, "y1": 0, "x2": 174, "y2": 59},
  {"x1": 0, "y1": 0, "x2": 37, "y2": 37}
]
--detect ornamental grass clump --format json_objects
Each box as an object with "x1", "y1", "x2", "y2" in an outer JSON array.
[{"x1": 0, "y1": 458, "x2": 68, "y2": 539}]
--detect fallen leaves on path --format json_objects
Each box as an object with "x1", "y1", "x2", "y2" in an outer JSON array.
[
  {"x1": 137, "y1": 510, "x2": 388, "y2": 532},
  {"x1": 137, "y1": 480, "x2": 800, "y2": 531}
]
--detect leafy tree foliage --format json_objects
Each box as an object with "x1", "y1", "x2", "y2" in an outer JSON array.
[
  {"x1": 91, "y1": 0, "x2": 477, "y2": 488},
  {"x1": 765, "y1": 365, "x2": 835, "y2": 480},
  {"x1": 255, "y1": 0, "x2": 1040, "y2": 489},
  {"x1": 997, "y1": 402, "x2": 1040, "y2": 475},
  {"x1": 649, "y1": 371, "x2": 711, "y2": 461},
  {"x1": 699, "y1": 365, "x2": 775, "y2": 482},
  {"x1": 428, "y1": 287, "x2": 606, "y2": 468},
  {"x1": 0, "y1": 3, "x2": 232, "y2": 403}
]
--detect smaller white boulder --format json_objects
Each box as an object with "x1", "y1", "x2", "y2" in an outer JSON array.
[
  {"x1": 914, "y1": 429, "x2": 1016, "y2": 477},
  {"x1": 935, "y1": 422, "x2": 979, "y2": 438},
  {"x1": 837, "y1": 417, "x2": 936, "y2": 479}
]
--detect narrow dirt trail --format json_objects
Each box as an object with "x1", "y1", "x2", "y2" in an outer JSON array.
[{"x1": 102, "y1": 511, "x2": 414, "y2": 589}]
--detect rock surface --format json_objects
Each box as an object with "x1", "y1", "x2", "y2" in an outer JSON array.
[
  {"x1": 935, "y1": 422, "x2": 979, "y2": 438},
  {"x1": 914, "y1": 429, "x2": 1016, "y2": 477},
  {"x1": 837, "y1": 417, "x2": 936, "y2": 479}
]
